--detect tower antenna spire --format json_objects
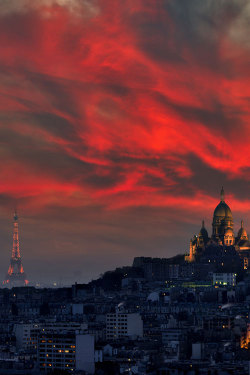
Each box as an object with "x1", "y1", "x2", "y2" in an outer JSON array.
[
  {"x1": 220, "y1": 186, "x2": 225, "y2": 202},
  {"x1": 14, "y1": 209, "x2": 18, "y2": 221},
  {"x1": 3, "y1": 211, "x2": 28, "y2": 287}
]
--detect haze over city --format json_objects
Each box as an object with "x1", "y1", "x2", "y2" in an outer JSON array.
[{"x1": 0, "y1": 0, "x2": 250, "y2": 284}]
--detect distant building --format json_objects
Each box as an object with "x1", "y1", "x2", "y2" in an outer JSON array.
[
  {"x1": 40, "y1": 321, "x2": 87, "y2": 332},
  {"x1": 14, "y1": 323, "x2": 40, "y2": 351},
  {"x1": 38, "y1": 331, "x2": 94, "y2": 374},
  {"x1": 213, "y1": 273, "x2": 236, "y2": 286},
  {"x1": 192, "y1": 343, "x2": 204, "y2": 360},
  {"x1": 133, "y1": 257, "x2": 180, "y2": 281},
  {"x1": 14, "y1": 321, "x2": 87, "y2": 353},
  {"x1": 162, "y1": 329, "x2": 187, "y2": 360},
  {"x1": 241, "y1": 322, "x2": 250, "y2": 349},
  {"x1": 186, "y1": 188, "x2": 250, "y2": 270},
  {"x1": 106, "y1": 312, "x2": 143, "y2": 340},
  {"x1": 72, "y1": 303, "x2": 84, "y2": 315}
]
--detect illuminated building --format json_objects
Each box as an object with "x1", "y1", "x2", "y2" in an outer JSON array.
[
  {"x1": 212, "y1": 273, "x2": 237, "y2": 286},
  {"x1": 3, "y1": 211, "x2": 28, "y2": 287},
  {"x1": 38, "y1": 330, "x2": 94, "y2": 373},
  {"x1": 14, "y1": 323, "x2": 40, "y2": 351},
  {"x1": 241, "y1": 323, "x2": 250, "y2": 349},
  {"x1": 186, "y1": 188, "x2": 250, "y2": 268},
  {"x1": 14, "y1": 322, "x2": 88, "y2": 353},
  {"x1": 13, "y1": 323, "x2": 40, "y2": 350}
]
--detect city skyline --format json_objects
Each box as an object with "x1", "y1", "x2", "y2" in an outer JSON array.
[
  {"x1": 1, "y1": 187, "x2": 250, "y2": 286},
  {"x1": 0, "y1": 1, "x2": 250, "y2": 283}
]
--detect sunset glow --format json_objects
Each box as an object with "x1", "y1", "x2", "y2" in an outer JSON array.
[{"x1": 0, "y1": 0, "x2": 250, "y2": 282}]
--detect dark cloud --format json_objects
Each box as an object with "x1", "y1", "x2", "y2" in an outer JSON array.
[
  {"x1": 0, "y1": 126, "x2": 91, "y2": 180},
  {"x1": 0, "y1": 0, "x2": 249, "y2": 283},
  {"x1": 29, "y1": 112, "x2": 79, "y2": 141},
  {"x1": 0, "y1": 12, "x2": 40, "y2": 46},
  {"x1": 153, "y1": 91, "x2": 243, "y2": 134},
  {"x1": 26, "y1": 72, "x2": 82, "y2": 118},
  {"x1": 183, "y1": 155, "x2": 250, "y2": 203}
]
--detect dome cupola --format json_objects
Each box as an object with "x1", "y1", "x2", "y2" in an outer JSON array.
[
  {"x1": 212, "y1": 187, "x2": 234, "y2": 240},
  {"x1": 224, "y1": 226, "x2": 235, "y2": 246},
  {"x1": 213, "y1": 187, "x2": 232, "y2": 219},
  {"x1": 197, "y1": 220, "x2": 209, "y2": 247},
  {"x1": 238, "y1": 220, "x2": 248, "y2": 240},
  {"x1": 199, "y1": 220, "x2": 208, "y2": 238}
]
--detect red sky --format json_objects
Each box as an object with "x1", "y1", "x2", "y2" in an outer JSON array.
[{"x1": 0, "y1": 0, "x2": 250, "y2": 284}]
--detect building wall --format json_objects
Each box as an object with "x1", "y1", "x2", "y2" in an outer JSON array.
[
  {"x1": 106, "y1": 313, "x2": 143, "y2": 340},
  {"x1": 14, "y1": 323, "x2": 40, "y2": 350},
  {"x1": 38, "y1": 331, "x2": 94, "y2": 373},
  {"x1": 75, "y1": 334, "x2": 95, "y2": 374},
  {"x1": 127, "y1": 313, "x2": 143, "y2": 337},
  {"x1": 38, "y1": 332, "x2": 76, "y2": 372},
  {"x1": 72, "y1": 303, "x2": 84, "y2": 315}
]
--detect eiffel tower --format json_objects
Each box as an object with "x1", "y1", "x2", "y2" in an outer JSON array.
[{"x1": 3, "y1": 212, "x2": 28, "y2": 287}]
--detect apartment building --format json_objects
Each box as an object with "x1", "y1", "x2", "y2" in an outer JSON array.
[{"x1": 106, "y1": 312, "x2": 143, "y2": 340}]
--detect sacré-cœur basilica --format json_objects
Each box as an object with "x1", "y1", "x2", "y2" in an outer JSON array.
[{"x1": 186, "y1": 187, "x2": 250, "y2": 271}]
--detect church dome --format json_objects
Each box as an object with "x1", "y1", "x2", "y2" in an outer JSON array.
[
  {"x1": 199, "y1": 227, "x2": 208, "y2": 237},
  {"x1": 213, "y1": 187, "x2": 233, "y2": 219},
  {"x1": 213, "y1": 201, "x2": 232, "y2": 218},
  {"x1": 224, "y1": 227, "x2": 233, "y2": 235},
  {"x1": 212, "y1": 188, "x2": 234, "y2": 240},
  {"x1": 238, "y1": 220, "x2": 248, "y2": 239},
  {"x1": 199, "y1": 220, "x2": 208, "y2": 238},
  {"x1": 238, "y1": 227, "x2": 247, "y2": 238}
]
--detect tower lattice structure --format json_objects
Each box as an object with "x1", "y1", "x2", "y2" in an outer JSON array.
[{"x1": 3, "y1": 212, "x2": 28, "y2": 287}]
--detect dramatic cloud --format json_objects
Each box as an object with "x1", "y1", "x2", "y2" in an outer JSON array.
[
  {"x1": 0, "y1": 0, "x2": 99, "y2": 17},
  {"x1": 0, "y1": 0, "x2": 249, "y2": 283}
]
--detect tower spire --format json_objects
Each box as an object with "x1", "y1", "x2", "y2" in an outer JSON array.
[
  {"x1": 220, "y1": 186, "x2": 225, "y2": 202},
  {"x1": 241, "y1": 220, "x2": 244, "y2": 229},
  {"x1": 12, "y1": 210, "x2": 21, "y2": 259},
  {"x1": 3, "y1": 211, "x2": 28, "y2": 287}
]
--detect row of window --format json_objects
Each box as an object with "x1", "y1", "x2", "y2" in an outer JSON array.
[
  {"x1": 40, "y1": 349, "x2": 74, "y2": 352},
  {"x1": 40, "y1": 357, "x2": 75, "y2": 363},
  {"x1": 107, "y1": 318, "x2": 128, "y2": 322},
  {"x1": 40, "y1": 352, "x2": 75, "y2": 356},
  {"x1": 106, "y1": 334, "x2": 127, "y2": 338},
  {"x1": 39, "y1": 344, "x2": 75, "y2": 347}
]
